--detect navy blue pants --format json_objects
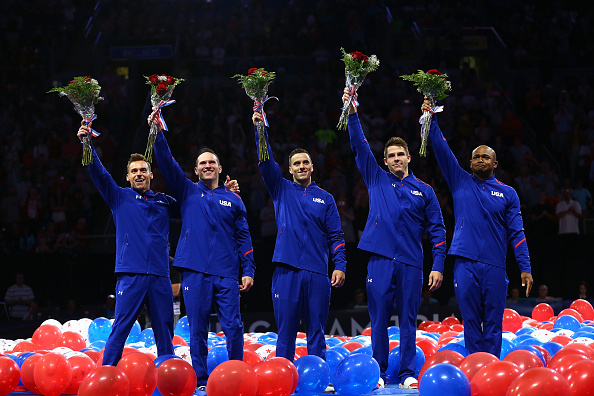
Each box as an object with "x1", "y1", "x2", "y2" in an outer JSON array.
[
  {"x1": 272, "y1": 265, "x2": 331, "y2": 361},
  {"x1": 103, "y1": 274, "x2": 174, "y2": 365},
  {"x1": 453, "y1": 258, "x2": 508, "y2": 356},
  {"x1": 182, "y1": 270, "x2": 243, "y2": 387},
  {"x1": 367, "y1": 255, "x2": 422, "y2": 383}
]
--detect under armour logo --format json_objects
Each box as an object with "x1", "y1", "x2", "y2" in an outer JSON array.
[
  {"x1": 135, "y1": 195, "x2": 142, "y2": 199},
  {"x1": 392, "y1": 183, "x2": 396, "y2": 188},
  {"x1": 201, "y1": 193, "x2": 204, "y2": 197},
  {"x1": 274, "y1": 294, "x2": 280, "y2": 298},
  {"x1": 118, "y1": 291, "x2": 123, "y2": 295},
  {"x1": 184, "y1": 286, "x2": 189, "y2": 291},
  {"x1": 367, "y1": 279, "x2": 373, "y2": 283}
]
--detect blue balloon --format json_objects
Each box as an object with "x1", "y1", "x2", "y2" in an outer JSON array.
[
  {"x1": 512, "y1": 334, "x2": 535, "y2": 346},
  {"x1": 515, "y1": 327, "x2": 536, "y2": 336},
  {"x1": 571, "y1": 331, "x2": 594, "y2": 340},
  {"x1": 207, "y1": 345, "x2": 229, "y2": 374},
  {"x1": 351, "y1": 347, "x2": 373, "y2": 356},
  {"x1": 88, "y1": 317, "x2": 113, "y2": 343},
  {"x1": 153, "y1": 354, "x2": 181, "y2": 368},
  {"x1": 553, "y1": 315, "x2": 581, "y2": 332},
  {"x1": 325, "y1": 337, "x2": 342, "y2": 347},
  {"x1": 174, "y1": 316, "x2": 190, "y2": 342},
  {"x1": 333, "y1": 354, "x2": 380, "y2": 396},
  {"x1": 515, "y1": 336, "x2": 543, "y2": 347},
  {"x1": 386, "y1": 345, "x2": 425, "y2": 381},
  {"x1": 438, "y1": 342, "x2": 470, "y2": 357},
  {"x1": 511, "y1": 345, "x2": 546, "y2": 365},
  {"x1": 424, "y1": 333, "x2": 441, "y2": 341},
  {"x1": 388, "y1": 333, "x2": 401, "y2": 341},
  {"x1": 142, "y1": 328, "x2": 156, "y2": 347},
  {"x1": 500, "y1": 337, "x2": 514, "y2": 359},
  {"x1": 541, "y1": 342, "x2": 563, "y2": 357},
  {"x1": 388, "y1": 326, "x2": 400, "y2": 336},
  {"x1": 294, "y1": 355, "x2": 331, "y2": 394},
  {"x1": 90, "y1": 340, "x2": 106, "y2": 350},
  {"x1": 419, "y1": 363, "x2": 471, "y2": 396},
  {"x1": 578, "y1": 325, "x2": 594, "y2": 334},
  {"x1": 326, "y1": 347, "x2": 350, "y2": 382},
  {"x1": 125, "y1": 320, "x2": 142, "y2": 344},
  {"x1": 263, "y1": 331, "x2": 278, "y2": 339}
]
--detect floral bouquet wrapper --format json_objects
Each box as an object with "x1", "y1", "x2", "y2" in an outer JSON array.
[
  {"x1": 337, "y1": 48, "x2": 380, "y2": 131},
  {"x1": 47, "y1": 76, "x2": 103, "y2": 166},
  {"x1": 144, "y1": 74, "x2": 184, "y2": 162},
  {"x1": 401, "y1": 69, "x2": 451, "y2": 156},
  {"x1": 232, "y1": 68, "x2": 278, "y2": 162}
]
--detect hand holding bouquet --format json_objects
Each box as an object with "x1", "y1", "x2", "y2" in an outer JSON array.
[
  {"x1": 401, "y1": 69, "x2": 451, "y2": 156},
  {"x1": 145, "y1": 74, "x2": 184, "y2": 162},
  {"x1": 47, "y1": 76, "x2": 103, "y2": 165},
  {"x1": 232, "y1": 68, "x2": 278, "y2": 162},
  {"x1": 337, "y1": 48, "x2": 380, "y2": 130}
]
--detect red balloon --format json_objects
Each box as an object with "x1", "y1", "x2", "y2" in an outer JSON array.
[
  {"x1": 65, "y1": 354, "x2": 96, "y2": 395},
  {"x1": 172, "y1": 335, "x2": 188, "y2": 346},
  {"x1": 206, "y1": 360, "x2": 258, "y2": 396},
  {"x1": 548, "y1": 353, "x2": 590, "y2": 377},
  {"x1": 470, "y1": 361, "x2": 521, "y2": 396},
  {"x1": 442, "y1": 316, "x2": 461, "y2": 326},
  {"x1": 550, "y1": 335, "x2": 573, "y2": 346},
  {"x1": 416, "y1": 338, "x2": 438, "y2": 360},
  {"x1": 563, "y1": 360, "x2": 594, "y2": 395},
  {"x1": 537, "y1": 322, "x2": 555, "y2": 330},
  {"x1": 361, "y1": 327, "x2": 371, "y2": 336},
  {"x1": 549, "y1": 347, "x2": 590, "y2": 365},
  {"x1": 12, "y1": 340, "x2": 39, "y2": 353},
  {"x1": 437, "y1": 336, "x2": 457, "y2": 348},
  {"x1": 20, "y1": 354, "x2": 42, "y2": 394},
  {"x1": 33, "y1": 352, "x2": 73, "y2": 396},
  {"x1": 418, "y1": 320, "x2": 436, "y2": 331},
  {"x1": 253, "y1": 358, "x2": 294, "y2": 396},
  {"x1": 296, "y1": 332, "x2": 307, "y2": 339},
  {"x1": 425, "y1": 324, "x2": 450, "y2": 334},
  {"x1": 78, "y1": 365, "x2": 130, "y2": 396},
  {"x1": 533, "y1": 345, "x2": 552, "y2": 365},
  {"x1": 243, "y1": 350, "x2": 263, "y2": 366},
  {"x1": 457, "y1": 352, "x2": 500, "y2": 382},
  {"x1": 558, "y1": 308, "x2": 584, "y2": 323},
  {"x1": 156, "y1": 358, "x2": 197, "y2": 396},
  {"x1": 503, "y1": 350, "x2": 544, "y2": 372},
  {"x1": 267, "y1": 357, "x2": 298, "y2": 394},
  {"x1": 570, "y1": 299, "x2": 594, "y2": 321},
  {"x1": 388, "y1": 340, "x2": 400, "y2": 351},
  {"x1": 502, "y1": 308, "x2": 523, "y2": 333},
  {"x1": 0, "y1": 356, "x2": 20, "y2": 396},
  {"x1": 32, "y1": 324, "x2": 62, "y2": 350},
  {"x1": 561, "y1": 342, "x2": 594, "y2": 358},
  {"x1": 56, "y1": 331, "x2": 86, "y2": 351},
  {"x1": 295, "y1": 345, "x2": 308, "y2": 358},
  {"x1": 116, "y1": 350, "x2": 157, "y2": 396},
  {"x1": 83, "y1": 349, "x2": 101, "y2": 363},
  {"x1": 341, "y1": 342, "x2": 363, "y2": 352},
  {"x1": 438, "y1": 331, "x2": 460, "y2": 342},
  {"x1": 450, "y1": 324, "x2": 465, "y2": 332},
  {"x1": 419, "y1": 350, "x2": 465, "y2": 380},
  {"x1": 244, "y1": 343, "x2": 264, "y2": 352},
  {"x1": 507, "y1": 367, "x2": 571, "y2": 396}
]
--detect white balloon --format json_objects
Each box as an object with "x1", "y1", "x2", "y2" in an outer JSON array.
[
  {"x1": 42, "y1": 319, "x2": 63, "y2": 330},
  {"x1": 570, "y1": 337, "x2": 594, "y2": 346},
  {"x1": 255, "y1": 345, "x2": 276, "y2": 360},
  {"x1": 531, "y1": 330, "x2": 554, "y2": 343},
  {"x1": 502, "y1": 332, "x2": 517, "y2": 341},
  {"x1": 64, "y1": 351, "x2": 88, "y2": 359},
  {"x1": 174, "y1": 346, "x2": 192, "y2": 365},
  {"x1": 554, "y1": 329, "x2": 575, "y2": 337},
  {"x1": 52, "y1": 346, "x2": 74, "y2": 355}
]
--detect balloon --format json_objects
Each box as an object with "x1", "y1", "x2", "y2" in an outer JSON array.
[
  {"x1": 554, "y1": 315, "x2": 582, "y2": 332},
  {"x1": 550, "y1": 334, "x2": 573, "y2": 346},
  {"x1": 206, "y1": 360, "x2": 258, "y2": 396},
  {"x1": 64, "y1": 354, "x2": 95, "y2": 395},
  {"x1": 156, "y1": 358, "x2": 197, "y2": 396},
  {"x1": 500, "y1": 337, "x2": 515, "y2": 359},
  {"x1": 511, "y1": 345, "x2": 546, "y2": 365},
  {"x1": 419, "y1": 363, "x2": 470, "y2": 396},
  {"x1": 457, "y1": 352, "x2": 500, "y2": 382},
  {"x1": 207, "y1": 345, "x2": 229, "y2": 374},
  {"x1": 78, "y1": 365, "x2": 130, "y2": 396},
  {"x1": 341, "y1": 342, "x2": 363, "y2": 352},
  {"x1": 253, "y1": 358, "x2": 294, "y2": 396},
  {"x1": 442, "y1": 316, "x2": 461, "y2": 326},
  {"x1": 559, "y1": 309, "x2": 584, "y2": 323},
  {"x1": 362, "y1": 327, "x2": 372, "y2": 336},
  {"x1": 116, "y1": 350, "x2": 157, "y2": 396},
  {"x1": 548, "y1": 352, "x2": 589, "y2": 376},
  {"x1": 419, "y1": 350, "x2": 465, "y2": 380},
  {"x1": 293, "y1": 355, "x2": 329, "y2": 395},
  {"x1": 333, "y1": 353, "x2": 380, "y2": 396},
  {"x1": 20, "y1": 353, "x2": 42, "y2": 394},
  {"x1": 532, "y1": 345, "x2": 552, "y2": 365},
  {"x1": 174, "y1": 316, "x2": 190, "y2": 342},
  {"x1": 32, "y1": 324, "x2": 62, "y2": 350},
  {"x1": 245, "y1": 342, "x2": 264, "y2": 352},
  {"x1": 470, "y1": 360, "x2": 521, "y2": 396},
  {"x1": 416, "y1": 338, "x2": 439, "y2": 360},
  {"x1": 507, "y1": 367, "x2": 571, "y2": 396},
  {"x1": 563, "y1": 360, "x2": 594, "y2": 395},
  {"x1": 326, "y1": 347, "x2": 349, "y2": 382},
  {"x1": 141, "y1": 329, "x2": 156, "y2": 348},
  {"x1": 82, "y1": 349, "x2": 102, "y2": 363},
  {"x1": 56, "y1": 331, "x2": 87, "y2": 351},
  {"x1": 125, "y1": 321, "x2": 142, "y2": 344},
  {"x1": 541, "y1": 341, "x2": 563, "y2": 358},
  {"x1": 153, "y1": 354, "x2": 180, "y2": 368},
  {"x1": 503, "y1": 350, "x2": 545, "y2": 372},
  {"x1": 503, "y1": 309, "x2": 523, "y2": 333},
  {"x1": 386, "y1": 344, "x2": 425, "y2": 381},
  {"x1": 243, "y1": 349, "x2": 263, "y2": 366},
  {"x1": 570, "y1": 299, "x2": 594, "y2": 321},
  {"x1": 88, "y1": 318, "x2": 113, "y2": 343},
  {"x1": 12, "y1": 340, "x2": 39, "y2": 353},
  {"x1": 267, "y1": 357, "x2": 299, "y2": 394},
  {"x1": 33, "y1": 352, "x2": 73, "y2": 396},
  {"x1": 561, "y1": 342, "x2": 594, "y2": 357},
  {"x1": 0, "y1": 356, "x2": 20, "y2": 396},
  {"x1": 172, "y1": 335, "x2": 188, "y2": 346},
  {"x1": 533, "y1": 303, "x2": 555, "y2": 322}
]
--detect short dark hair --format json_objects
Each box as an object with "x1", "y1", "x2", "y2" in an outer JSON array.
[
  {"x1": 384, "y1": 137, "x2": 409, "y2": 158},
  {"x1": 127, "y1": 153, "x2": 151, "y2": 173},
  {"x1": 196, "y1": 147, "x2": 220, "y2": 166},
  {"x1": 288, "y1": 148, "x2": 311, "y2": 165}
]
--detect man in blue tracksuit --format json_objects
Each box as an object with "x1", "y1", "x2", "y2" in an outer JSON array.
[
  {"x1": 77, "y1": 123, "x2": 176, "y2": 366},
  {"x1": 251, "y1": 112, "x2": 346, "y2": 362},
  {"x1": 343, "y1": 91, "x2": 446, "y2": 390},
  {"x1": 153, "y1": 127, "x2": 255, "y2": 391},
  {"x1": 422, "y1": 99, "x2": 533, "y2": 357}
]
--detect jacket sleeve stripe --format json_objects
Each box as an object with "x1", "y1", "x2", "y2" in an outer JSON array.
[
  {"x1": 514, "y1": 238, "x2": 526, "y2": 249},
  {"x1": 244, "y1": 249, "x2": 254, "y2": 256},
  {"x1": 333, "y1": 242, "x2": 345, "y2": 252}
]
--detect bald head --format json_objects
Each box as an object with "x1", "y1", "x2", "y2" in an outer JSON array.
[
  {"x1": 470, "y1": 145, "x2": 498, "y2": 181},
  {"x1": 472, "y1": 145, "x2": 496, "y2": 161}
]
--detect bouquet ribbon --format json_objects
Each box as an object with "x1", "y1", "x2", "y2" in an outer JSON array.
[
  {"x1": 341, "y1": 75, "x2": 360, "y2": 112},
  {"x1": 252, "y1": 94, "x2": 278, "y2": 127},
  {"x1": 150, "y1": 99, "x2": 176, "y2": 131},
  {"x1": 83, "y1": 114, "x2": 101, "y2": 137},
  {"x1": 418, "y1": 106, "x2": 444, "y2": 124}
]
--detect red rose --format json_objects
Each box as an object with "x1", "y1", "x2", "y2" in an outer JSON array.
[
  {"x1": 149, "y1": 75, "x2": 159, "y2": 84},
  {"x1": 427, "y1": 69, "x2": 443, "y2": 75},
  {"x1": 166, "y1": 76, "x2": 176, "y2": 85},
  {"x1": 262, "y1": 70, "x2": 268, "y2": 75},
  {"x1": 350, "y1": 51, "x2": 369, "y2": 63},
  {"x1": 248, "y1": 68, "x2": 258, "y2": 75},
  {"x1": 156, "y1": 83, "x2": 167, "y2": 96}
]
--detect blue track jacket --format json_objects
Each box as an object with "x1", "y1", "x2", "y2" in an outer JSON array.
[
  {"x1": 255, "y1": 126, "x2": 347, "y2": 275},
  {"x1": 428, "y1": 118, "x2": 531, "y2": 273},
  {"x1": 348, "y1": 113, "x2": 446, "y2": 272},
  {"x1": 87, "y1": 144, "x2": 177, "y2": 276},
  {"x1": 154, "y1": 132, "x2": 255, "y2": 280}
]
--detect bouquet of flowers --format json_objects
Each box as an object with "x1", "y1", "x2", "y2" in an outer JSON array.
[
  {"x1": 232, "y1": 68, "x2": 278, "y2": 161},
  {"x1": 337, "y1": 48, "x2": 380, "y2": 131},
  {"x1": 145, "y1": 74, "x2": 184, "y2": 162},
  {"x1": 47, "y1": 76, "x2": 103, "y2": 166},
  {"x1": 401, "y1": 69, "x2": 451, "y2": 156}
]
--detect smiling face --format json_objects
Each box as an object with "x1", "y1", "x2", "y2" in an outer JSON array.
[
  {"x1": 470, "y1": 145, "x2": 498, "y2": 180},
  {"x1": 195, "y1": 151, "x2": 221, "y2": 185},
  {"x1": 126, "y1": 160, "x2": 153, "y2": 193},
  {"x1": 384, "y1": 145, "x2": 410, "y2": 178},
  {"x1": 289, "y1": 152, "x2": 313, "y2": 187}
]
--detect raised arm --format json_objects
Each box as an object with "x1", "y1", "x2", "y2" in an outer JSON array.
[
  {"x1": 252, "y1": 112, "x2": 283, "y2": 199},
  {"x1": 153, "y1": 130, "x2": 190, "y2": 200}
]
